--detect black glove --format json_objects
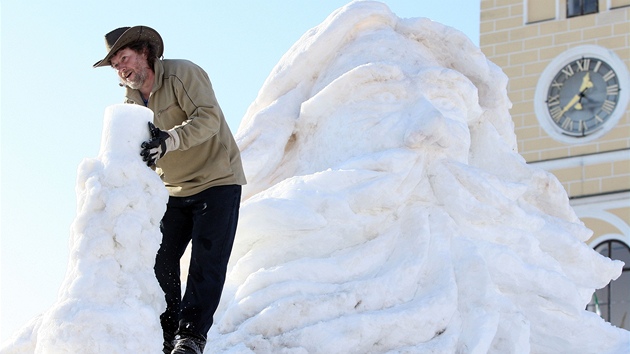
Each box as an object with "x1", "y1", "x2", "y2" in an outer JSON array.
[{"x1": 141, "y1": 122, "x2": 170, "y2": 167}]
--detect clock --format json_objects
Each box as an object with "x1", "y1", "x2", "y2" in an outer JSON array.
[
  {"x1": 535, "y1": 45, "x2": 630, "y2": 143},
  {"x1": 546, "y1": 58, "x2": 620, "y2": 136}
]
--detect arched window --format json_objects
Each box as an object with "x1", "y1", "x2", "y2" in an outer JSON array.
[{"x1": 586, "y1": 239, "x2": 630, "y2": 330}]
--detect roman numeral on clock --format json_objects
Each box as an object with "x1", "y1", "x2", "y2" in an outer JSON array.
[
  {"x1": 579, "y1": 120, "x2": 587, "y2": 133},
  {"x1": 606, "y1": 84, "x2": 619, "y2": 96},
  {"x1": 562, "y1": 64, "x2": 575, "y2": 78},
  {"x1": 561, "y1": 117, "x2": 573, "y2": 131},
  {"x1": 549, "y1": 105, "x2": 563, "y2": 121},
  {"x1": 602, "y1": 70, "x2": 616, "y2": 81},
  {"x1": 577, "y1": 59, "x2": 590, "y2": 71},
  {"x1": 601, "y1": 100, "x2": 616, "y2": 114},
  {"x1": 547, "y1": 95, "x2": 560, "y2": 106}
]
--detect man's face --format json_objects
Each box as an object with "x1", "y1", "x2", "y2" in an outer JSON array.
[{"x1": 110, "y1": 47, "x2": 151, "y2": 90}]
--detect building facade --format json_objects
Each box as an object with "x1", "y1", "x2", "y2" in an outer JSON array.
[{"x1": 480, "y1": 0, "x2": 630, "y2": 330}]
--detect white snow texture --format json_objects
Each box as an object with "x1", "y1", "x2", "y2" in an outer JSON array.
[
  {"x1": 1, "y1": 105, "x2": 168, "y2": 354},
  {"x1": 2, "y1": 1, "x2": 629, "y2": 353}
]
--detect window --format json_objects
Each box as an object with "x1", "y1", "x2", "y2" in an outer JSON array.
[
  {"x1": 567, "y1": 0, "x2": 598, "y2": 17},
  {"x1": 586, "y1": 240, "x2": 630, "y2": 330}
]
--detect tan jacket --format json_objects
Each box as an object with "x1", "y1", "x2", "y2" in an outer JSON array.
[{"x1": 125, "y1": 59, "x2": 246, "y2": 197}]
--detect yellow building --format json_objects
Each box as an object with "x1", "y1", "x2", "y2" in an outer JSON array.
[{"x1": 480, "y1": 0, "x2": 629, "y2": 330}]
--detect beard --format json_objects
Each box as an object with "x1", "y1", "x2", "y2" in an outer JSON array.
[{"x1": 121, "y1": 65, "x2": 149, "y2": 90}]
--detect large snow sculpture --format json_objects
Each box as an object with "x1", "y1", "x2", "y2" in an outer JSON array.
[{"x1": 208, "y1": 2, "x2": 630, "y2": 353}]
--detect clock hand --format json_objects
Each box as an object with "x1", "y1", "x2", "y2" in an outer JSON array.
[
  {"x1": 561, "y1": 93, "x2": 582, "y2": 114},
  {"x1": 576, "y1": 94, "x2": 586, "y2": 110},
  {"x1": 576, "y1": 73, "x2": 593, "y2": 110},
  {"x1": 579, "y1": 72, "x2": 593, "y2": 92},
  {"x1": 561, "y1": 72, "x2": 594, "y2": 113}
]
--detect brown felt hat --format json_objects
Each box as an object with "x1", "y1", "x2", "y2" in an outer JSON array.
[{"x1": 93, "y1": 26, "x2": 163, "y2": 68}]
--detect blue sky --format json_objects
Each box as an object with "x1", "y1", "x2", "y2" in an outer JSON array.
[{"x1": 0, "y1": 0, "x2": 479, "y2": 341}]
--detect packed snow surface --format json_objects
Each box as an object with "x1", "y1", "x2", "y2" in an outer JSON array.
[
  {"x1": 1, "y1": 105, "x2": 168, "y2": 353},
  {"x1": 2, "y1": 1, "x2": 629, "y2": 353}
]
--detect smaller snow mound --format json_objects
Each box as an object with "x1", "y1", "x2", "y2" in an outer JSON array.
[{"x1": 1, "y1": 104, "x2": 168, "y2": 354}]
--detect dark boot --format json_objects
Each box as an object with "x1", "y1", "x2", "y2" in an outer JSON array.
[
  {"x1": 171, "y1": 332, "x2": 206, "y2": 354},
  {"x1": 163, "y1": 338, "x2": 175, "y2": 354}
]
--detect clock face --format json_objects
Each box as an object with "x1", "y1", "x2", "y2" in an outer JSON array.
[{"x1": 545, "y1": 57, "x2": 621, "y2": 137}]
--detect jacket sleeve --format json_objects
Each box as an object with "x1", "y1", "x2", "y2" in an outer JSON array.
[{"x1": 170, "y1": 63, "x2": 224, "y2": 151}]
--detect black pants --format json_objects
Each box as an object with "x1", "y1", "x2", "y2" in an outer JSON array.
[{"x1": 154, "y1": 184, "x2": 242, "y2": 340}]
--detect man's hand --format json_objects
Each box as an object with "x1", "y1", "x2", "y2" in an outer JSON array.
[{"x1": 140, "y1": 122, "x2": 179, "y2": 167}]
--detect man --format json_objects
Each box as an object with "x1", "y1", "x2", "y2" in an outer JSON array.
[{"x1": 94, "y1": 26, "x2": 246, "y2": 354}]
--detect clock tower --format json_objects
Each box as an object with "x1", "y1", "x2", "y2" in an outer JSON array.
[{"x1": 480, "y1": 0, "x2": 630, "y2": 330}]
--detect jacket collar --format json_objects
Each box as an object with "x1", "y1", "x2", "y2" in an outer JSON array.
[{"x1": 124, "y1": 59, "x2": 163, "y2": 105}]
